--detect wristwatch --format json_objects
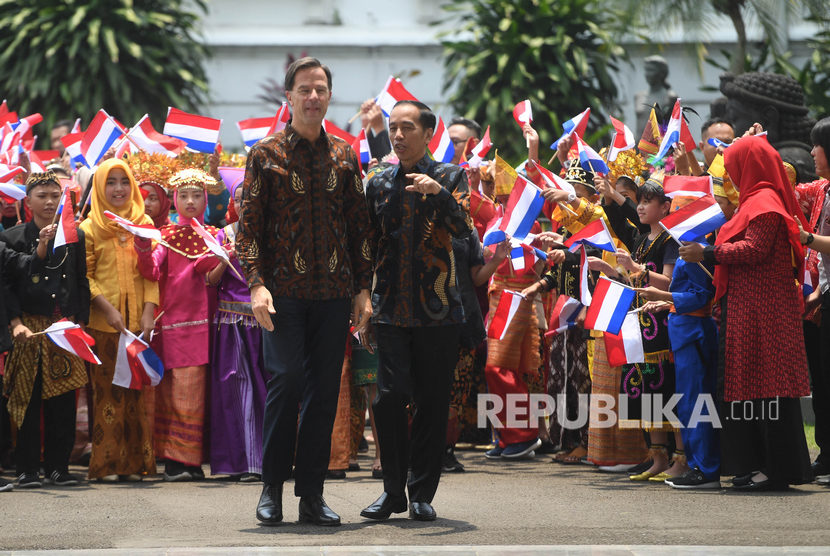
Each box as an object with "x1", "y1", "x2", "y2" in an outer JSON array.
[{"x1": 806, "y1": 233, "x2": 815, "y2": 245}]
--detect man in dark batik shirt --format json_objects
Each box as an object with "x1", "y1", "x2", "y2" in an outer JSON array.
[
  {"x1": 360, "y1": 100, "x2": 473, "y2": 523},
  {"x1": 236, "y1": 57, "x2": 374, "y2": 527}
]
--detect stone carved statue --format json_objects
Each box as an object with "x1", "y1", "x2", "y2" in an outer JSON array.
[
  {"x1": 714, "y1": 71, "x2": 817, "y2": 183},
  {"x1": 634, "y1": 55, "x2": 678, "y2": 135}
]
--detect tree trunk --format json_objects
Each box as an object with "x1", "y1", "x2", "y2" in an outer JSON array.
[{"x1": 723, "y1": 0, "x2": 748, "y2": 74}]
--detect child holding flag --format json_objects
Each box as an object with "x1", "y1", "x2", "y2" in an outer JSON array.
[
  {"x1": 0, "y1": 170, "x2": 89, "y2": 488},
  {"x1": 134, "y1": 168, "x2": 221, "y2": 482},
  {"x1": 80, "y1": 159, "x2": 159, "y2": 482}
]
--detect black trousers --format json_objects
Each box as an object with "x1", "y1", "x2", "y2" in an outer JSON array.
[
  {"x1": 16, "y1": 369, "x2": 76, "y2": 476},
  {"x1": 814, "y1": 300, "x2": 830, "y2": 465},
  {"x1": 261, "y1": 296, "x2": 350, "y2": 496},
  {"x1": 373, "y1": 324, "x2": 459, "y2": 503}
]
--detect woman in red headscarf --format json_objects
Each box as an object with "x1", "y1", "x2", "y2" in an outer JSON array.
[{"x1": 680, "y1": 134, "x2": 812, "y2": 491}]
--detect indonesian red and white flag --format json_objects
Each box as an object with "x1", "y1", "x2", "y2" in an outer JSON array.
[
  {"x1": 0, "y1": 164, "x2": 25, "y2": 203},
  {"x1": 579, "y1": 245, "x2": 592, "y2": 306},
  {"x1": 191, "y1": 218, "x2": 227, "y2": 262},
  {"x1": 53, "y1": 187, "x2": 79, "y2": 250},
  {"x1": 103, "y1": 210, "x2": 162, "y2": 241},
  {"x1": 603, "y1": 312, "x2": 645, "y2": 366},
  {"x1": 322, "y1": 119, "x2": 356, "y2": 144},
  {"x1": 268, "y1": 102, "x2": 291, "y2": 134},
  {"x1": 375, "y1": 76, "x2": 419, "y2": 116},
  {"x1": 43, "y1": 319, "x2": 101, "y2": 365},
  {"x1": 120, "y1": 114, "x2": 186, "y2": 157},
  {"x1": 113, "y1": 330, "x2": 164, "y2": 389},
  {"x1": 488, "y1": 289, "x2": 525, "y2": 340},
  {"x1": 466, "y1": 125, "x2": 492, "y2": 168},
  {"x1": 608, "y1": 116, "x2": 636, "y2": 162},
  {"x1": 662, "y1": 174, "x2": 713, "y2": 199},
  {"x1": 526, "y1": 160, "x2": 576, "y2": 196},
  {"x1": 513, "y1": 100, "x2": 533, "y2": 128}
]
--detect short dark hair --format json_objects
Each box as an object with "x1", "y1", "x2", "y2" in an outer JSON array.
[
  {"x1": 449, "y1": 117, "x2": 482, "y2": 139},
  {"x1": 700, "y1": 117, "x2": 734, "y2": 137},
  {"x1": 637, "y1": 181, "x2": 669, "y2": 204},
  {"x1": 392, "y1": 100, "x2": 436, "y2": 131},
  {"x1": 52, "y1": 119, "x2": 73, "y2": 132},
  {"x1": 811, "y1": 117, "x2": 830, "y2": 155},
  {"x1": 284, "y1": 57, "x2": 332, "y2": 92}
]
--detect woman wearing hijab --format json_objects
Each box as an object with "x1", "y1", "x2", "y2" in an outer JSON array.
[
  {"x1": 134, "y1": 168, "x2": 221, "y2": 482},
  {"x1": 79, "y1": 158, "x2": 159, "y2": 482},
  {"x1": 680, "y1": 134, "x2": 812, "y2": 491}
]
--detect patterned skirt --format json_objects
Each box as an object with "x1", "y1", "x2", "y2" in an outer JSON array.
[
  {"x1": 587, "y1": 339, "x2": 648, "y2": 466},
  {"x1": 87, "y1": 330, "x2": 155, "y2": 479},
  {"x1": 546, "y1": 329, "x2": 591, "y2": 450}
]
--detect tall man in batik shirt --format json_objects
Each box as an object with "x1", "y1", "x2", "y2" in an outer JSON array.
[
  {"x1": 360, "y1": 100, "x2": 473, "y2": 522},
  {"x1": 236, "y1": 57, "x2": 374, "y2": 527}
]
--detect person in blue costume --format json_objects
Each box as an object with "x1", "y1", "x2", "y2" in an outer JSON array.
[{"x1": 636, "y1": 194, "x2": 725, "y2": 489}]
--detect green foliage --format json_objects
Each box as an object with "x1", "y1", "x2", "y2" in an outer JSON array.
[
  {"x1": 440, "y1": 0, "x2": 627, "y2": 164},
  {"x1": 0, "y1": 0, "x2": 210, "y2": 145},
  {"x1": 775, "y1": 17, "x2": 830, "y2": 120}
]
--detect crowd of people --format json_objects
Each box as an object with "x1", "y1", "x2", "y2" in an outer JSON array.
[{"x1": 0, "y1": 56, "x2": 827, "y2": 525}]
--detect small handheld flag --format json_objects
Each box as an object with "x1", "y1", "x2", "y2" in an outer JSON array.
[
  {"x1": 163, "y1": 107, "x2": 222, "y2": 153},
  {"x1": 575, "y1": 134, "x2": 609, "y2": 175},
  {"x1": 428, "y1": 117, "x2": 454, "y2": 164},
  {"x1": 603, "y1": 312, "x2": 645, "y2": 366},
  {"x1": 584, "y1": 277, "x2": 636, "y2": 335},
  {"x1": 488, "y1": 289, "x2": 526, "y2": 340},
  {"x1": 103, "y1": 210, "x2": 162, "y2": 241},
  {"x1": 545, "y1": 295, "x2": 583, "y2": 337},
  {"x1": 53, "y1": 188, "x2": 79, "y2": 251},
  {"x1": 375, "y1": 77, "x2": 419, "y2": 117},
  {"x1": 608, "y1": 117, "x2": 636, "y2": 162},
  {"x1": 563, "y1": 218, "x2": 616, "y2": 253},
  {"x1": 42, "y1": 319, "x2": 101, "y2": 365},
  {"x1": 550, "y1": 108, "x2": 590, "y2": 150},
  {"x1": 659, "y1": 195, "x2": 727, "y2": 243},
  {"x1": 466, "y1": 125, "x2": 492, "y2": 168},
  {"x1": 113, "y1": 330, "x2": 164, "y2": 389}
]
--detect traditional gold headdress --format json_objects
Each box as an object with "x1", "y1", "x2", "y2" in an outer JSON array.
[
  {"x1": 606, "y1": 149, "x2": 648, "y2": 186},
  {"x1": 565, "y1": 164, "x2": 596, "y2": 192},
  {"x1": 126, "y1": 152, "x2": 180, "y2": 191},
  {"x1": 168, "y1": 168, "x2": 216, "y2": 192}
]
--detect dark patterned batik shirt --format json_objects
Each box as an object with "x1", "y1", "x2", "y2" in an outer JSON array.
[
  {"x1": 236, "y1": 124, "x2": 375, "y2": 300},
  {"x1": 365, "y1": 154, "x2": 474, "y2": 327}
]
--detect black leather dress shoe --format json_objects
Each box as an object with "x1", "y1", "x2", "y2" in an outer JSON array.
[
  {"x1": 360, "y1": 492, "x2": 407, "y2": 520},
  {"x1": 256, "y1": 483, "x2": 283, "y2": 525},
  {"x1": 409, "y1": 501, "x2": 437, "y2": 521},
  {"x1": 732, "y1": 478, "x2": 774, "y2": 492},
  {"x1": 298, "y1": 495, "x2": 341, "y2": 526},
  {"x1": 731, "y1": 473, "x2": 754, "y2": 487}
]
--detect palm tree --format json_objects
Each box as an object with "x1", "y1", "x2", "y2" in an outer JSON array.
[
  {"x1": 0, "y1": 0, "x2": 210, "y2": 143},
  {"x1": 617, "y1": 0, "x2": 828, "y2": 74}
]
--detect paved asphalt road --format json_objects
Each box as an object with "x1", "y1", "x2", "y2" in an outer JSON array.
[{"x1": 2, "y1": 447, "x2": 829, "y2": 551}]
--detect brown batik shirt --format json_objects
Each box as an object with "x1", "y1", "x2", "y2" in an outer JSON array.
[
  {"x1": 236, "y1": 124, "x2": 374, "y2": 300},
  {"x1": 365, "y1": 154, "x2": 474, "y2": 327}
]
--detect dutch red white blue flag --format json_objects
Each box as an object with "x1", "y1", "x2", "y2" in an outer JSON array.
[
  {"x1": 488, "y1": 289, "x2": 526, "y2": 340},
  {"x1": 113, "y1": 330, "x2": 164, "y2": 390},
  {"x1": 550, "y1": 108, "x2": 590, "y2": 150},
  {"x1": 500, "y1": 174, "x2": 545, "y2": 243},
  {"x1": 584, "y1": 277, "x2": 636, "y2": 335},
  {"x1": 659, "y1": 194, "x2": 726, "y2": 243},
  {"x1": 0, "y1": 164, "x2": 25, "y2": 203},
  {"x1": 564, "y1": 218, "x2": 616, "y2": 253},
  {"x1": 237, "y1": 117, "x2": 274, "y2": 148},
  {"x1": 81, "y1": 109, "x2": 124, "y2": 166},
  {"x1": 163, "y1": 107, "x2": 222, "y2": 153},
  {"x1": 546, "y1": 295, "x2": 583, "y2": 337},
  {"x1": 428, "y1": 117, "x2": 454, "y2": 164}
]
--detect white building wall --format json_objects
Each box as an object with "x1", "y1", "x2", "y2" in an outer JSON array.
[{"x1": 199, "y1": 1, "x2": 818, "y2": 151}]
